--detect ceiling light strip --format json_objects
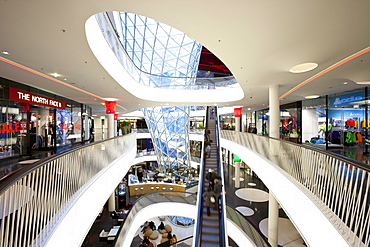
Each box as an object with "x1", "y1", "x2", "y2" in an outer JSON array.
[
  {"x1": 0, "y1": 56, "x2": 127, "y2": 113},
  {"x1": 279, "y1": 46, "x2": 370, "y2": 100}
]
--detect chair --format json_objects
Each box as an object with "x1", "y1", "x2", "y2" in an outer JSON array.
[
  {"x1": 140, "y1": 187, "x2": 144, "y2": 195},
  {"x1": 149, "y1": 230, "x2": 159, "y2": 240},
  {"x1": 164, "y1": 224, "x2": 172, "y2": 233},
  {"x1": 144, "y1": 229, "x2": 153, "y2": 237},
  {"x1": 134, "y1": 187, "x2": 139, "y2": 196},
  {"x1": 162, "y1": 187, "x2": 166, "y2": 191}
]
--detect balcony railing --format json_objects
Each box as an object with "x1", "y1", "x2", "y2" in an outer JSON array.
[
  {"x1": 114, "y1": 191, "x2": 197, "y2": 246},
  {"x1": 0, "y1": 134, "x2": 136, "y2": 247},
  {"x1": 221, "y1": 130, "x2": 370, "y2": 246},
  {"x1": 95, "y1": 12, "x2": 238, "y2": 90},
  {"x1": 226, "y1": 204, "x2": 270, "y2": 247}
]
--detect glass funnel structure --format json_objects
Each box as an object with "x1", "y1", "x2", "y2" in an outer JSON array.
[{"x1": 111, "y1": 12, "x2": 202, "y2": 175}]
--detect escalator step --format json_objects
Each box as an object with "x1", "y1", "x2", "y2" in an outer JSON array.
[
  {"x1": 202, "y1": 225, "x2": 220, "y2": 234},
  {"x1": 201, "y1": 233, "x2": 220, "y2": 243}
]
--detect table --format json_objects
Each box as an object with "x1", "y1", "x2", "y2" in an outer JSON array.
[
  {"x1": 108, "y1": 228, "x2": 118, "y2": 237},
  {"x1": 18, "y1": 159, "x2": 40, "y2": 165}
]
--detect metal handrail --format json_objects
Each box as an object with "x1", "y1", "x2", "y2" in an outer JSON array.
[
  {"x1": 192, "y1": 109, "x2": 207, "y2": 246},
  {"x1": 95, "y1": 12, "x2": 238, "y2": 90},
  {"x1": 221, "y1": 130, "x2": 370, "y2": 246},
  {"x1": 0, "y1": 134, "x2": 136, "y2": 247},
  {"x1": 215, "y1": 107, "x2": 227, "y2": 247},
  {"x1": 113, "y1": 191, "x2": 197, "y2": 247}
]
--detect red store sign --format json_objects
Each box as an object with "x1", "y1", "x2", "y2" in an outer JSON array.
[{"x1": 9, "y1": 87, "x2": 66, "y2": 110}]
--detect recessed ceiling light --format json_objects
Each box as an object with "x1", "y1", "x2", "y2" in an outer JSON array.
[
  {"x1": 103, "y1": 98, "x2": 118, "y2": 101},
  {"x1": 343, "y1": 82, "x2": 348, "y2": 85},
  {"x1": 290, "y1": 63, "x2": 318, "y2": 73},
  {"x1": 305, "y1": 95, "x2": 320, "y2": 99},
  {"x1": 50, "y1": 73, "x2": 61, "y2": 77},
  {"x1": 247, "y1": 108, "x2": 251, "y2": 110},
  {"x1": 64, "y1": 78, "x2": 67, "y2": 81},
  {"x1": 1, "y1": 51, "x2": 9, "y2": 55},
  {"x1": 356, "y1": 81, "x2": 370, "y2": 85}
]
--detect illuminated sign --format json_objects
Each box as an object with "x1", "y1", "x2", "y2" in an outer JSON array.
[
  {"x1": 105, "y1": 101, "x2": 116, "y2": 114},
  {"x1": 9, "y1": 87, "x2": 66, "y2": 110},
  {"x1": 330, "y1": 91, "x2": 366, "y2": 107},
  {"x1": 234, "y1": 108, "x2": 242, "y2": 117}
]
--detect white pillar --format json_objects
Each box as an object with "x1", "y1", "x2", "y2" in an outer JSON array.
[
  {"x1": 268, "y1": 84, "x2": 279, "y2": 247},
  {"x1": 107, "y1": 114, "x2": 115, "y2": 138},
  {"x1": 269, "y1": 84, "x2": 280, "y2": 139},
  {"x1": 235, "y1": 116, "x2": 241, "y2": 132},
  {"x1": 114, "y1": 116, "x2": 117, "y2": 137},
  {"x1": 84, "y1": 115, "x2": 90, "y2": 141},
  {"x1": 108, "y1": 192, "x2": 115, "y2": 212},
  {"x1": 235, "y1": 161, "x2": 240, "y2": 188},
  {"x1": 268, "y1": 192, "x2": 279, "y2": 247}
]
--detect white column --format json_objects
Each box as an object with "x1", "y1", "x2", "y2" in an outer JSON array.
[
  {"x1": 84, "y1": 115, "x2": 90, "y2": 141},
  {"x1": 114, "y1": 116, "x2": 117, "y2": 137},
  {"x1": 235, "y1": 161, "x2": 240, "y2": 188},
  {"x1": 108, "y1": 192, "x2": 115, "y2": 212},
  {"x1": 107, "y1": 114, "x2": 115, "y2": 138},
  {"x1": 268, "y1": 192, "x2": 279, "y2": 247},
  {"x1": 269, "y1": 84, "x2": 280, "y2": 139},
  {"x1": 235, "y1": 116, "x2": 241, "y2": 132},
  {"x1": 268, "y1": 84, "x2": 279, "y2": 247}
]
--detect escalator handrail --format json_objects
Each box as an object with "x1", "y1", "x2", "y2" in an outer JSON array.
[
  {"x1": 214, "y1": 107, "x2": 227, "y2": 247},
  {"x1": 192, "y1": 107, "x2": 209, "y2": 246}
]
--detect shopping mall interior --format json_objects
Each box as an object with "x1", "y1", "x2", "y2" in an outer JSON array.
[{"x1": 0, "y1": 1, "x2": 369, "y2": 247}]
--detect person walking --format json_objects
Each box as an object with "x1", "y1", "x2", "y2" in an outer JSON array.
[
  {"x1": 203, "y1": 188, "x2": 216, "y2": 216},
  {"x1": 206, "y1": 168, "x2": 217, "y2": 190},
  {"x1": 213, "y1": 177, "x2": 223, "y2": 215},
  {"x1": 205, "y1": 143, "x2": 211, "y2": 158},
  {"x1": 204, "y1": 128, "x2": 211, "y2": 141},
  {"x1": 210, "y1": 107, "x2": 215, "y2": 119}
]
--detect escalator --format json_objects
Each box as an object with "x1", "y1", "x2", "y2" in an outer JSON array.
[{"x1": 194, "y1": 106, "x2": 227, "y2": 247}]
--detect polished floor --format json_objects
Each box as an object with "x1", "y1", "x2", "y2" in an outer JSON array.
[{"x1": 223, "y1": 161, "x2": 307, "y2": 247}]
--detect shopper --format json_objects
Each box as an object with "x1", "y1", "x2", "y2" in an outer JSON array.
[
  {"x1": 206, "y1": 169, "x2": 217, "y2": 190},
  {"x1": 203, "y1": 188, "x2": 216, "y2": 216},
  {"x1": 213, "y1": 178, "x2": 223, "y2": 215}
]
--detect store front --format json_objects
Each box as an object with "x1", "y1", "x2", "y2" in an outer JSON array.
[
  {"x1": 255, "y1": 102, "x2": 302, "y2": 143},
  {"x1": 0, "y1": 77, "x2": 90, "y2": 159},
  {"x1": 302, "y1": 89, "x2": 369, "y2": 156}
]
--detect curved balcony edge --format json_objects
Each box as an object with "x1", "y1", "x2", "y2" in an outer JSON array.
[{"x1": 85, "y1": 14, "x2": 245, "y2": 103}]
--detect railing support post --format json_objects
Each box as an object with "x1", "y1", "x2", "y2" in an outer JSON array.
[{"x1": 268, "y1": 192, "x2": 279, "y2": 247}]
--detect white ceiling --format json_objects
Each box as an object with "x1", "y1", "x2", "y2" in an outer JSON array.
[{"x1": 0, "y1": 0, "x2": 369, "y2": 117}]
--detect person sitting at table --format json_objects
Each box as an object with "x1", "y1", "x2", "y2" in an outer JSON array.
[
  {"x1": 142, "y1": 236, "x2": 150, "y2": 246},
  {"x1": 158, "y1": 222, "x2": 165, "y2": 231},
  {"x1": 141, "y1": 221, "x2": 149, "y2": 233},
  {"x1": 148, "y1": 221, "x2": 156, "y2": 230}
]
